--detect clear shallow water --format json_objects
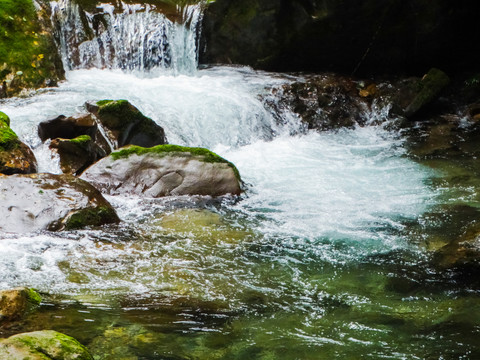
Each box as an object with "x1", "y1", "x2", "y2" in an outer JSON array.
[{"x1": 1, "y1": 68, "x2": 480, "y2": 359}]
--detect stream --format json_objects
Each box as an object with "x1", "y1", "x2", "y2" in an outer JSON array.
[{"x1": 1, "y1": 1, "x2": 480, "y2": 359}]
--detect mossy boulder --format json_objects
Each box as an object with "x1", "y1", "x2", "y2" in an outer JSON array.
[
  {"x1": 81, "y1": 144, "x2": 242, "y2": 197},
  {"x1": 0, "y1": 173, "x2": 119, "y2": 233},
  {"x1": 0, "y1": 330, "x2": 93, "y2": 360},
  {"x1": 0, "y1": 112, "x2": 38, "y2": 175},
  {"x1": 86, "y1": 99, "x2": 167, "y2": 149},
  {"x1": 0, "y1": 0, "x2": 64, "y2": 97},
  {"x1": 0, "y1": 287, "x2": 41, "y2": 323},
  {"x1": 38, "y1": 100, "x2": 165, "y2": 174}
]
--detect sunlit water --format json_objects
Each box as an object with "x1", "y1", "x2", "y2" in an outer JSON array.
[{"x1": 1, "y1": 68, "x2": 480, "y2": 359}]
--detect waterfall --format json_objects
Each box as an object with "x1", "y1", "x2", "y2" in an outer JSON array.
[{"x1": 50, "y1": 0, "x2": 203, "y2": 74}]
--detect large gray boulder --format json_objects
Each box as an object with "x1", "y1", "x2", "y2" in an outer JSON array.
[
  {"x1": 0, "y1": 173, "x2": 119, "y2": 233},
  {"x1": 0, "y1": 330, "x2": 93, "y2": 360},
  {"x1": 81, "y1": 145, "x2": 242, "y2": 197}
]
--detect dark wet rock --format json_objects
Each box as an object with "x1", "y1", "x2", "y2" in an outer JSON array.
[
  {"x1": 38, "y1": 100, "x2": 166, "y2": 175},
  {"x1": 38, "y1": 113, "x2": 99, "y2": 142},
  {"x1": 271, "y1": 74, "x2": 370, "y2": 130},
  {"x1": 0, "y1": 173, "x2": 119, "y2": 233},
  {"x1": 0, "y1": 112, "x2": 38, "y2": 175},
  {"x1": 0, "y1": 288, "x2": 41, "y2": 323},
  {"x1": 86, "y1": 99, "x2": 167, "y2": 149},
  {"x1": 0, "y1": 330, "x2": 93, "y2": 360},
  {"x1": 201, "y1": 0, "x2": 480, "y2": 76},
  {"x1": 81, "y1": 144, "x2": 242, "y2": 197},
  {"x1": 388, "y1": 68, "x2": 450, "y2": 118},
  {"x1": 50, "y1": 135, "x2": 107, "y2": 175}
]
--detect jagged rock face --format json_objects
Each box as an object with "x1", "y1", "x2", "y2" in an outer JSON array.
[
  {"x1": 81, "y1": 145, "x2": 242, "y2": 197},
  {"x1": 200, "y1": 0, "x2": 480, "y2": 76},
  {"x1": 37, "y1": 100, "x2": 166, "y2": 175},
  {"x1": 271, "y1": 74, "x2": 370, "y2": 131},
  {"x1": 0, "y1": 330, "x2": 93, "y2": 360},
  {"x1": 0, "y1": 173, "x2": 119, "y2": 233}
]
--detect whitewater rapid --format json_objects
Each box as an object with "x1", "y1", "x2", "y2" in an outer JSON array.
[{"x1": 0, "y1": 67, "x2": 437, "y2": 298}]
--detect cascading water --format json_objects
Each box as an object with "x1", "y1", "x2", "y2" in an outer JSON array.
[
  {"x1": 51, "y1": 0, "x2": 202, "y2": 74},
  {"x1": 1, "y1": 1, "x2": 479, "y2": 359}
]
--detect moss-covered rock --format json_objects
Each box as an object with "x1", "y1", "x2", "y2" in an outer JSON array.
[
  {"x1": 0, "y1": 330, "x2": 93, "y2": 360},
  {"x1": 0, "y1": 287, "x2": 41, "y2": 323},
  {"x1": 0, "y1": 111, "x2": 11, "y2": 126},
  {"x1": 81, "y1": 144, "x2": 242, "y2": 197},
  {"x1": 0, "y1": 0, "x2": 64, "y2": 97},
  {"x1": 0, "y1": 112, "x2": 38, "y2": 175},
  {"x1": 86, "y1": 99, "x2": 167, "y2": 148},
  {"x1": 0, "y1": 173, "x2": 119, "y2": 233}
]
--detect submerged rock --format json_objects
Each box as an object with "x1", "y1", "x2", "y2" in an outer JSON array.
[
  {"x1": 0, "y1": 288, "x2": 41, "y2": 323},
  {"x1": 0, "y1": 173, "x2": 119, "y2": 233},
  {"x1": 81, "y1": 144, "x2": 242, "y2": 197},
  {"x1": 152, "y1": 208, "x2": 254, "y2": 243},
  {"x1": 0, "y1": 111, "x2": 37, "y2": 175},
  {"x1": 0, "y1": 330, "x2": 93, "y2": 360}
]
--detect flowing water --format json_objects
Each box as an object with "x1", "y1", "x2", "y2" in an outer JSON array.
[{"x1": 1, "y1": 2, "x2": 480, "y2": 359}]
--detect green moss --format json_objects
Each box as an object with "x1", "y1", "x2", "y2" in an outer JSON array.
[
  {"x1": 5, "y1": 330, "x2": 93, "y2": 360},
  {"x1": 0, "y1": 0, "x2": 64, "y2": 96},
  {"x1": 70, "y1": 134, "x2": 92, "y2": 145},
  {"x1": 96, "y1": 99, "x2": 114, "y2": 107},
  {"x1": 0, "y1": 120, "x2": 19, "y2": 150},
  {"x1": 111, "y1": 144, "x2": 241, "y2": 181},
  {"x1": 26, "y1": 288, "x2": 42, "y2": 305},
  {"x1": 64, "y1": 206, "x2": 119, "y2": 230},
  {"x1": 0, "y1": 111, "x2": 10, "y2": 126},
  {"x1": 97, "y1": 99, "x2": 141, "y2": 129}
]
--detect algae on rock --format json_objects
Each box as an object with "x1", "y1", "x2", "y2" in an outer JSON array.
[{"x1": 0, "y1": 330, "x2": 93, "y2": 360}]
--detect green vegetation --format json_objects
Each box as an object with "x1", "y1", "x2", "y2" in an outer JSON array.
[
  {"x1": 0, "y1": 330, "x2": 93, "y2": 360},
  {"x1": 0, "y1": 111, "x2": 10, "y2": 126},
  {"x1": 70, "y1": 134, "x2": 92, "y2": 145},
  {"x1": 0, "y1": 119, "x2": 19, "y2": 150},
  {"x1": 96, "y1": 99, "x2": 114, "y2": 107},
  {"x1": 26, "y1": 288, "x2": 42, "y2": 305},
  {"x1": 0, "y1": 0, "x2": 43, "y2": 84},
  {"x1": 97, "y1": 99, "x2": 143, "y2": 129},
  {"x1": 0, "y1": 0, "x2": 63, "y2": 96},
  {"x1": 111, "y1": 144, "x2": 241, "y2": 180}
]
